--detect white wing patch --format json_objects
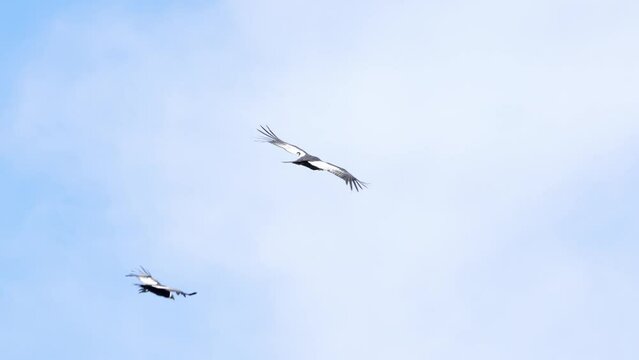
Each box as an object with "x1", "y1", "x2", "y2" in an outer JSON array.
[
  {"x1": 281, "y1": 143, "x2": 306, "y2": 157},
  {"x1": 308, "y1": 160, "x2": 367, "y2": 191},
  {"x1": 138, "y1": 276, "x2": 160, "y2": 286},
  {"x1": 309, "y1": 160, "x2": 340, "y2": 173},
  {"x1": 258, "y1": 125, "x2": 308, "y2": 157}
]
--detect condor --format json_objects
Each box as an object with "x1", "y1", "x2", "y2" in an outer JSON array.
[
  {"x1": 257, "y1": 125, "x2": 368, "y2": 191},
  {"x1": 126, "y1": 267, "x2": 196, "y2": 300}
]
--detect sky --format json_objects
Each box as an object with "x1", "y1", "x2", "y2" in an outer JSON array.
[{"x1": 1, "y1": 0, "x2": 638, "y2": 359}]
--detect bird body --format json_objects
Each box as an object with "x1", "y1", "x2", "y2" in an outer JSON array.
[
  {"x1": 285, "y1": 154, "x2": 323, "y2": 170},
  {"x1": 258, "y1": 125, "x2": 367, "y2": 191},
  {"x1": 138, "y1": 284, "x2": 172, "y2": 299},
  {"x1": 126, "y1": 267, "x2": 197, "y2": 300}
]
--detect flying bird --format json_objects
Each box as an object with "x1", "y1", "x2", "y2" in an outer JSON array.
[
  {"x1": 257, "y1": 125, "x2": 368, "y2": 191},
  {"x1": 126, "y1": 266, "x2": 197, "y2": 300}
]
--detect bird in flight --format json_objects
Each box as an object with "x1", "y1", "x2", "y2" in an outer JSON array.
[
  {"x1": 126, "y1": 266, "x2": 197, "y2": 300},
  {"x1": 257, "y1": 125, "x2": 368, "y2": 191}
]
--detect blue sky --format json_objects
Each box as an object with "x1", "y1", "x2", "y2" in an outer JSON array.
[{"x1": 1, "y1": 1, "x2": 638, "y2": 359}]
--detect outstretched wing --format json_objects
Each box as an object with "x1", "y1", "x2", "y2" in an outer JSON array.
[
  {"x1": 308, "y1": 160, "x2": 368, "y2": 191},
  {"x1": 126, "y1": 266, "x2": 160, "y2": 286},
  {"x1": 257, "y1": 125, "x2": 308, "y2": 157},
  {"x1": 174, "y1": 289, "x2": 198, "y2": 297}
]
